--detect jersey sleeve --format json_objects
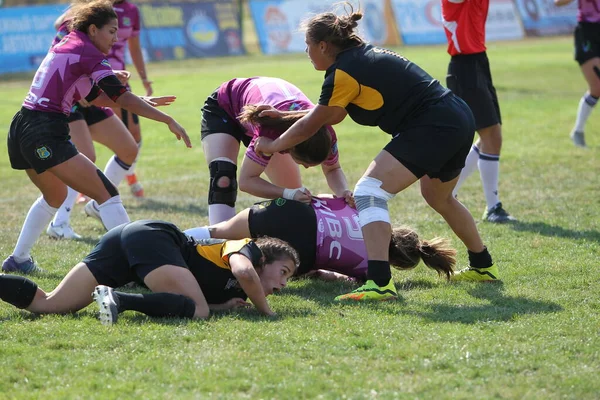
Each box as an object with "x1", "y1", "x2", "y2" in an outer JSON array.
[
  {"x1": 319, "y1": 67, "x2": 360, "y2": 108},
  {"x1": 245, "y1": 136, "x2": 272, "y2": 167},
  {"x1": 322, "y1": 126, "x2": 339, "y2": 166},
  {"x1": 222, "y1": 239, "x2": 262, "y2": 267}
]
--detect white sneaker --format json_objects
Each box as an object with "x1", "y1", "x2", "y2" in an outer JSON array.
[
  {"x1": 84, "y1": 200, "x2": 106, "y2": 229},
  {"x1": 46, "y1": 222, "x2": 82, "y2": 240},
  {"x1": 92, "y1": 285, "x2": 119, "y2": 325}
]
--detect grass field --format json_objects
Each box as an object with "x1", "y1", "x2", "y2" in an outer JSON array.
[{"x1": 0, "y1": 36, "x2": 599, "y2": 399}]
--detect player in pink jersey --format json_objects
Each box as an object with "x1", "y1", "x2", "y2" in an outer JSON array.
[
  {"x1": 556, "y1": 0, "x2": 600, "y2": 147},
  {"x1": 2, "y1": 0, "x2": 190, "y2": 275},
  {"x1": 200, "y1": 76, "x2": 353, "y2": 224},
  {"x1": 185, "y1": 196, "x2": 457, "y2": 282}
]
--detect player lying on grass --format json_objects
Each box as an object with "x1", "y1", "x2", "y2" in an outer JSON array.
[
  {"x1": 185, "y1": 196, "x2": 457, "y2": 283},
  {"x1": 0, "y1": 220, "x2": 298, "y2": 324}
]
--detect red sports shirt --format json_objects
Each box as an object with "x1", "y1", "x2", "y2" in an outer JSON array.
[{"x1": 441, "y1": 0, "x2": 489, "y2": 56}]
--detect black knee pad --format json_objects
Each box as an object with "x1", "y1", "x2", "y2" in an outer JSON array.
[
  {"x1": 208, "y1": 160, "x2": 237, "y2": 207},
  {"x1": 96, "y1": 169, "x2": 119, "y2": 197},
  {"x1": 0, "y1": 275, "x2": 38, "y2": 309}
]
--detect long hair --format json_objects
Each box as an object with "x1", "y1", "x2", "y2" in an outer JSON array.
[
  {"x1": 389, "y1": 228, "x2": 457, "y2": 280},
  {"x1": 69, "y1": 0, "x2": 117, "y2": 33},
  {"x1": 302, "y1": 2, "x2": 364, "y2": 50},
  {"x1": 254, "y1": 237, "x2": 300, "y2": 273},
  {"x1": 239, "y1": 105, "x2": 332, "y2": 165}
]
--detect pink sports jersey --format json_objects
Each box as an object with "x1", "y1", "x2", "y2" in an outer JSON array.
[
  {"x1": 578, "y1": 0, "x2": 600, "y2": 23},
  {"x1": 107, "y1": 0, "x2": 141, "y2": 70},
  {"x1": 51, "y1": 20, "x2": 70, "y2": 48},
  {"x1": 312, "y1": 197, "x2": 367, "y2": 279},
  {"x1": 217, "y1": 77, "x2": 339, "y2": 167},
  {"x1": 23, "y1": 30, "x2": 115, "y2": 115}
]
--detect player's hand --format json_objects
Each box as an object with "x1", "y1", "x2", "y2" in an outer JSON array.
[
  {"x1": 143, "y1": 79, "x2": 153, "y2": 96},
  {"x1": 140, "y1": 95, "x2": 176, "y2": 107},
  {"x1": 167, "y1": 118, "x2": 192, "y2": 148},
  {"x1": 256, "y1": 104, "x2": 283, "y2": 118},
  {"x1": 341, "y1": 190, "x2": 355, "y2": 208},
  {"x1": 114, "y1": 70, "x2": 131, "y2": 85},
  {"x1": 223, "y1": 298, "x2": 251, "y2": 310},
  {"x1": 77, "y1": 99, "x2": 91, "y2": 108},
  {"x1": 254, "y1": 136, "x2": 275, "y2": 157},
  {"x1": 295, "y1": 187, "x2": 312, "y2": 203}
]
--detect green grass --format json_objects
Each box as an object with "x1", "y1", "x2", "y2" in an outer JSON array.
[{"x1": 1, "y1": 36, "x2": 599, "y2": 399}]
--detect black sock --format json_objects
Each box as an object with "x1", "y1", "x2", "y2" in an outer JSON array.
[
  {"x1": 114, "y1": 292, "x2": 196, "y2": 319},
  {"x1": 468, "y1": 247, "x2": 493, "y2": 269},
  {"x1": 0, "y1": 275, "x2": 38, "y2": 309},
  {"x1": 366, "y1": 260, "x2": 392, "y2": 287}
]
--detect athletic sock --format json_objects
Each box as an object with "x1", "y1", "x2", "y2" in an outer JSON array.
[
  {"x1": 104, "y1": 155, "x2": 131, "y2": 186},
  {"x1": 52, "y1": 187, "x2": 78, "y2": 227},
  {"x1": 13, "y1": 197, "x2": 57, "y2": 262},
  {"x1": 366, "y1": 260, "x2": 392, "y2": 287},
  {"x1": 183, "y1": 226, "x2": 211, "y2": 240},
  {"x1": 468, "y1": 247, "x2": 493, "y2": 269},
  {"x1": 97, "y1": 195, "x2": 130, "y2": 230},
  {"x1": 0, "y1": 275, "x2": 38, "y2": 309},
  {"x1": 114, "y1": 291, "x2": 196, "y2": 318},
  {"x1": 208, "y1": 204, "x2": 236, "y2": 225},
  {"x1": 478, "y1": 152, "x2": 501, "y2": 211},
  {"x1": 453, "y1": 145, "x2": 480, "y2": 197},
  {"x1": 574, "y1": 93, "x2": 598, "y2": 132}
]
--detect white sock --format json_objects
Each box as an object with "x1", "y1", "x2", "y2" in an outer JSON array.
[
  {"x1": 478, "y1": 153, "x2": 500, "y2": 210},
  {"x1": 183, "y1": 226, "x2": 211, "y2": 240},
  {"x1": 104, "y1": 155, "x2": 131, "y2": 186},
  {"x1": 453, "y1": 145, "x2": 480, "y2": 197},
  {"x1": 126, "y1": 140, "x2": 142, "y2": 177},
  {"x1": 13, "y1": 196, "x2": 57, "y2": 262},
  {"x1": 208, "y1": 204, "x2": 235, "y2": 225},
  {"x1": 574, "y1": 93, "x2": 598, "y2": 132},
  {"x1": 52, "y1": 186, "x2": 78, "y2": 226},
  {"x1": 97, "y1": 195, "x2": 130, "y2": 230}
]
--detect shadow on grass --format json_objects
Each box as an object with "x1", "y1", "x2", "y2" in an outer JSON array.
[
  {"x1": 125, "y1": 198, "x2": 207, "y2": 216},
  {"x1": 508, "y1": 220, "x2": 600, "y2": 242},
  {"x1": 404, "y1": 282, "x2": 563, "y2": 324}
]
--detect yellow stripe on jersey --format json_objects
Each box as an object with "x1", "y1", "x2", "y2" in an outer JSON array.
[
  {"x1": 328, "y1": 69, "x2": 384, "y2": 111},
  {"x1": 195, "y1": 238, "x2": 253, "y2": 270}
]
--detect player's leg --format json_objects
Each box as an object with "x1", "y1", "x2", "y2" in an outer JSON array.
[{"x1": 112, "y1": 107, "x2": 144, "y2": 196}]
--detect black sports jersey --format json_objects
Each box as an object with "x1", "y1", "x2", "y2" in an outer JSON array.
[
  {"x1": 318, "y1": 44, "x2": 449, "y2": 134},
  {"x1": 185, "y1": 238, "x2": 263, "y2": 304}
]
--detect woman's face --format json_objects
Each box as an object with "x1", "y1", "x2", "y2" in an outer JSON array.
[
  {"x1": 89, "y1": 18, "x2": 119, "y2": 55},
  {"x1": 305, "y1": 33, "x2": 333, "y2": 71},
  {"x1": 258, "y1": 258, "x2": 295, "y2": 295}
]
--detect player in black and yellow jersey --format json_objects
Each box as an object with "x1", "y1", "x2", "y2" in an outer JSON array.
[
  {"x1": 0, "y1": 220, "x2": 298, "y2": 324},
  {"x1": 255, "y1": 3, "x2": 499, "y2": 301}
]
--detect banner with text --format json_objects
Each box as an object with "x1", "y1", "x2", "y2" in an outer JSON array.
[
  {"x1": 248, "y1": 0, "x2": 400, "y2": 55},
  {"x1": 391, "y1": 0, "x2": 524, "y2": 46},
  {"x1": 513, "y1": 0, "x2": 577, "y2": 36},
  {"x1": 0, "y1": 4, "x2": 66, "y2": 74},
  {"x1": 138, "y1": 0, "x2": 244, "y2": 62}
]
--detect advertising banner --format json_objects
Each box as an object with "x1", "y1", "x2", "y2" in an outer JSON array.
[
  {"x1": 391, "y1": 0, "x2": 524, "y2": 46},
  {"x1": 513, "y1": 0, "x2": 577, "y2": 36},
  {"x1": 138, "y1": 0, "x2": 245, "y2": 61},
  {"x1": 0, "y1": 4, "x2": 66, "y2": 74},
  {"x1": 249, "y1": 0, "x2": 400, "y2": 55}
]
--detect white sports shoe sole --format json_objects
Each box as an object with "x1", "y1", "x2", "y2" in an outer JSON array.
[{"x1": 92, "y1": 285, "x2": 119, "y2": 325}]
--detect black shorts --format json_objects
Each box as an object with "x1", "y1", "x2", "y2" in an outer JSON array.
[
  {"x1": 248, "y1": 198, "x2": 317, "y2": 275},
  {"x1": 384, "y1": 93, "x2": 475, "y2": 182},
  {"x1": 574, "y1": 22, "x2": 600, "y2": 65},
  {"x1": 7, "y1": 107, "x2": 79, "y2": 174},
  {"x1": 67, "y1": 105, "x2": 113, "y2": 125},
  {"x1": 83, "y1": 220, "x2": 191, "y2": 288},
  {"x1": 446, "y1": 52, "x2": 501, "y2": 130},
  {"x1": 200, "y1": 90, "x2": 251, "y2": 147}
]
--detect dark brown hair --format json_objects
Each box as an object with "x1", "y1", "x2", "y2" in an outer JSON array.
[
  {"x1": 69, "y1": 0, "x2": 117, "y2": 33},
  {"x1": 239, "y1": 105, "x2": 332, "y2": 165},
  {"x1": 389, "y1": 228, "x2": 457, "y2": 280},
  {"x1": 254, "y1": 237, "x2": 300, "y2": 273},
  {"x1": 303, "y1": 2, "x2": 364, "y2": 50}
]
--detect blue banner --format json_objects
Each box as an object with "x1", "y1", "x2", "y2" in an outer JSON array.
[
  {"x1": 0, "y1": 4, "x2": 66, "y2": 74},
  {"x1": 390, "y1": 0, "x2": 446, "y2": 46},
  {"x1": 138, "y1": 0, "x2": 244, "y2": 61},
  {"x1": 513, "y1": 0, "x2": 577, "y2": 36}
]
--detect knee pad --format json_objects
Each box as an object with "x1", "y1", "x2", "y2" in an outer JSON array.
[
  {"x1": 208, "y1": 158, "x2": 237, "y2": 207},
  {"x1": 354, "y1": 177, "x2": 395, "y2": 227},
  {"x1": 0, "y1": 275, "x2": 38, "y2": 309},
  {"x1": 96, "y1": 169, "x2": 119, "y2": 197}
]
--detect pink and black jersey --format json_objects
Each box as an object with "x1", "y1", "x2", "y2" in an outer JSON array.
[
  {"x1": 217, "y1": 77, "x2": 339, "y2": 167},
  {"x1": 23, "y1": 30, "x2": 115, "y2": 115},
  {"x1": 108, "y1": 0, "x2": 141, "y2": 70},
  {"x1": 578, "y1": 0, "x2": 600, "y2": 23},
  {"x1": 51, "y1": 20, "x2": 70, "y2": 49},
  {"x1": 311, "y1": 197, "x2": 367, "y2": 279},
  {"x1": 442, "y1": 0, "x2": 489, "y2": 56}
]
